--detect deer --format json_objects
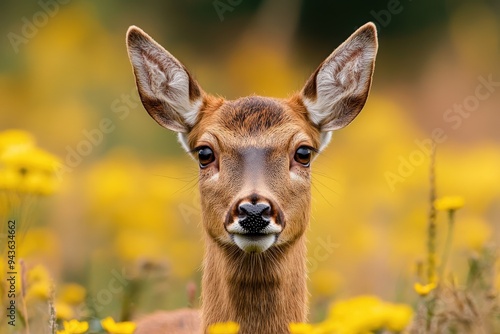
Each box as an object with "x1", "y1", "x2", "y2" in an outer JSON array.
[{"x1": 126, "y1": 22, "x2": 378, "y2": 334}]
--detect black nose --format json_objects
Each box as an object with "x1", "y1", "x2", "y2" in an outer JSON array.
[{"x1": 238, "y1": 202, "x2": 271, "y2": 233}]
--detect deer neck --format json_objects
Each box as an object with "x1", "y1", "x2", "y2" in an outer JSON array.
[{"x1": 201, "y1": 234, "x2": 308, "y2": 334}]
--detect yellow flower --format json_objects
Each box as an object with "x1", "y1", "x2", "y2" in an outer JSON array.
[
  {"x1": 208, "y1": 321, "x2": 240, "y2": 334},
  {"x1": 1, "y1": 146, "x2": 60, "y2": 172},
  {"x1": 434, "y1": 196, "x2": 465, "y2": 211},
  {"x1": 289, "y1": 322, "x2": 314, "y2": 334},
  {"x1": 57, "y1": 319, "x2": 89, "y2": 334},
  {"x1": 414, "y1": 282, "x2": 437, "y2": 296},
  {"x1": 0, "y1": 129, "x2": 61, "y2": 195},
  {"x1": 26, "y1": 280, "x2": 51, "y2": 300},
  {"x1": 0, "y1": 130, "x2": 35, "y2": 153},
  {"x1": 28, "y1": 265, "x2": 51, "y2": 284},
  {"x1": 101, "y1": 317, "x2": 136, "y2": 334},
  {"x1": 59, "y1": 283, "x2": 86, "y2": 305},
  {"x1": 55, "y1": 301, "x2": 75, "y2": 320},
  {"x1": 325, "y1": 295, "x2": 413, "y2": 333},
  {"x1": 26, "y1": 265, "x2": 53, "y2": 301},
  {"x1": 384, "y1": 304, "x2": 414, "y2": 332}
]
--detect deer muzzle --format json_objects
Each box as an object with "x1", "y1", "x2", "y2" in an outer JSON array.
[{"x1": 225, "y1": 194, "x2": 284, "y2": 253}]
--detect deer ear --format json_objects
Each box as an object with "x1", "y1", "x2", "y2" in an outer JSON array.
[
  {"x1": 301, "y1": 23, "x2": 378, "y2": 149},
  {"x1": 126, "y1": 26, "x2": 203, "y2": 133}
]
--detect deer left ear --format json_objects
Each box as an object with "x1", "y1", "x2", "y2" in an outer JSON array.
[
  {"x1": 126, "y1": 26, "x2": 204, "y2": 134},
  {"x1": 301, "y1": 22, "x2": 378, "y2": 148}
]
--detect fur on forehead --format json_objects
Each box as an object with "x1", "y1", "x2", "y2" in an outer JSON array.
[{"x1": 187, "y1": 95, "x2": 321, "y2": 150}]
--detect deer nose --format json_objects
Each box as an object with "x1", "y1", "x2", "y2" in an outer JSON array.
[{"x1": 237, "y1": 202, "x2": 271, "y2": 233}]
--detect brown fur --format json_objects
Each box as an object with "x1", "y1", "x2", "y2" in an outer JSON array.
[
  {"x1": 136, "y1": 95, "x2": 315, "y2": 334},
  {"x1": 201, "y1": 238, "x2": 308, "y2": 333},
  {"x1": 194, "y1": 97, "x2": 313, "y2": 334},
  {"x1": 136, "y1": 308, "x2": 200, "y2": 333}
]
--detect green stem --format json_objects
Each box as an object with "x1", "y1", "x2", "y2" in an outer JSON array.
[
  {"x1": 439, "y1": 210, "x2": 456, "y2": 280},
  {"x1": 426, "y1": 144, "x2": 437, "y2": 285},
  {"x1": 20, "y1": 260, "x2": 30, "y2": 334},
  {"x1": 425, "y1": 143, "x2": 437, "y2": 333},
  {"x1": 120, "y1": 278, "x2": 140, "y2": 321}
]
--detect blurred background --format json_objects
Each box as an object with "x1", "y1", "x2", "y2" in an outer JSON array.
[{"x1": 0, "y1": 0, "x2": 499, "y2": 326}]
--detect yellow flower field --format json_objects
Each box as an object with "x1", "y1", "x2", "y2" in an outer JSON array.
[{"x1": 1, "y1": 1, "x2": 499, "y2": 333}]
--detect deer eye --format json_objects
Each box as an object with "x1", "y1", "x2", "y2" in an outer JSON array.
[
  {"x1": 294, "y1": 146, "x2": 312, "y2": 167},
  {"x1": 198, "y1": 146, "x2": 215, "y2": 168}
]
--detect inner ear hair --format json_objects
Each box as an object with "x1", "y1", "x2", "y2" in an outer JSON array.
[{"x1": 301, "y1": 22, "x2": 378, "y2": 133}]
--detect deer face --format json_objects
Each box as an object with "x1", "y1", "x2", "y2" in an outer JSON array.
[
  {"x1": 126, "y1": 24, "x2": 377, "y2": 253},
  {"x1": 187, "y1": 96, "x2": 320, "y2": 253}
]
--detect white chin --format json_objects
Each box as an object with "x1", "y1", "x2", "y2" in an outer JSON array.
[{"x1": 232, "y1": 234, "x2": 276, "y2": 253}]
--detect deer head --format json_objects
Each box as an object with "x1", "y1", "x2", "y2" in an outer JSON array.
[
  {"x1": 127, "y1": 23, "x2": 377, "y2": 334},
  {"x1": 127, "y1": 23, "x2": 377, "y2": 255}
]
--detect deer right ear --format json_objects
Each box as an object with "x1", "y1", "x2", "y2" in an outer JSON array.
[
  {"x1": 300, "y1": 23, "x2": 378, "y2": 150},
  {"x1": 126, "y1": 26, "x2": 204, "y2": 133}
]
